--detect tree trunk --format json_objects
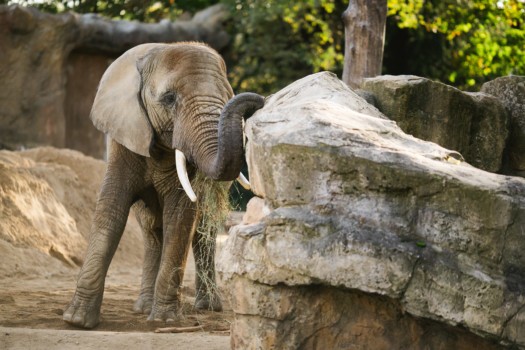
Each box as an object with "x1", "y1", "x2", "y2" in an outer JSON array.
[{"x1": 342, "y1": 0, "x2": 387, "y2": 89}]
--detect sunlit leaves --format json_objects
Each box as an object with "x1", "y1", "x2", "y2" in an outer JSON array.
[
  {"x1": 224, "y1": 0, "x2": 347, "y2": 94},
  {"x1": 9, "y1": 0, "x2": 523, "y2": 92},
  {"x1": 388, "y1": 0, "x2": 525, "y2": 89},
  {"x1": 6, "y1": 0, "x2": 216, "y2": 21},
  {"x1": 388, "y1": 0, "x2": 424, "y2": 28}
]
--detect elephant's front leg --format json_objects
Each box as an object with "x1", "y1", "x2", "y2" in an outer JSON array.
[
  {"x1": 132, "y1": 198, "x2": 163, "y2": 315},
  {"x1": 63, "y1": 145, "x2": 143, "y2": 329},
  {"x1": 148, "y1": 194, "x2": 197, "y2": 321}
]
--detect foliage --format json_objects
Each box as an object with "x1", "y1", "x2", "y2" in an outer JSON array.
[
  {"x1": 222, "y1": 0, "x2": 346, "y2": 95},
  {"x1": 4, "y1": 0, "x2": 523, "y2": 91},
  {"x1": 3, "y1": 0, "x2": 219, "y2": 22},
  {"x1": 387, "y1": 0, "x2": 525, "y2": 89},
  {"x1": 4, "y1": 0, "x2": 346, "y2": 94},
  {"x1": 224, "y1": 0, "x2": 524, "y2": 92}
]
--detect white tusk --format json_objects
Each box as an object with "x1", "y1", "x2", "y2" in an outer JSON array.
[
  {"x1": 175, "y1": 150, "x2": 197, "y2": 202},
  {"x1": 237, "y1": 172, "x2": 251, "y2": 190}
]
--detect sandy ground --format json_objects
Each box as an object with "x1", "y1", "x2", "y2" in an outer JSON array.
[
  {"x1": 0, "y1": 237, "x2": 232, "y2": 350},
  {"x1": 0, "y1": 148, "x2": 241, "y2": 349},
  {"x1": 1, "y1": 327, "x2": 229, "y2": 350}
]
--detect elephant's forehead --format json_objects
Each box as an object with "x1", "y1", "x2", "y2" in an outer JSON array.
[{"x1": 161, "y1": 45, "x2": 223, "y2": 71}]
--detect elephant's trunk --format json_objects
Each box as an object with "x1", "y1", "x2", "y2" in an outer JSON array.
[
  {"x1": 199, "y1": 92, "x2": 264, "y2": 181},
  {"x1": 174, "y1": 92, "x2": 264, "y2": 202}
]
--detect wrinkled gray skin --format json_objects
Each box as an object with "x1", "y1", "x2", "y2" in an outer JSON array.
[{"x1": 62, "y1": 42, "x2": 264, "y2": 329}]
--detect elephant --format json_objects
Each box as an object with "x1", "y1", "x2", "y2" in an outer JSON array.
[{"x1": 62, "y1": 42, "x2": 264, "y2": 329}]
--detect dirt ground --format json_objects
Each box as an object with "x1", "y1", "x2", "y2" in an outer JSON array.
[
  {"x1": 0, "y1": 238, "x2": 233, "y2": 350},
  {"x1": 0, "y1": 239, "x2": 233, "y2": 350},
  {"x1": 0, "y1": 148, "x2": 239, "y2": 349}
]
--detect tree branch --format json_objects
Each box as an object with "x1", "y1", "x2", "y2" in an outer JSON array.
[{"x1": 73, "y1": 4, "x2": 230, "y2": 54}]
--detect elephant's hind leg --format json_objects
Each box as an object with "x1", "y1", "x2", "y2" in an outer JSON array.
[
  {"x1": 193, "y1": 219, "x2": 223, "y2": 311},
  {"x1": 132, "y1": 193, "x2": 162, "y2": 315},
  {"x1": 148, "y1": 193, "x2": 197, "y2": 322}
]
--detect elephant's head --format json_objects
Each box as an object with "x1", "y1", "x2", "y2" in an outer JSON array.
[{"x1": 90, "y1": 42, "x2": 264, "y2": 201}]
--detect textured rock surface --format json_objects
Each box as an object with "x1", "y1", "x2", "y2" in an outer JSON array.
[
  {"x1": 228, "y1": 276, "x2": 505, "y2": 350},
  {"x1": 217, "y1": 72, "x2": 525, "y2": 349},
  {"x1": 0, "y1": 4, "x2": 229, "y2": 157},
  {"x1": 242, "y1": 197, "x2": 271, "y2": 225},
  {"x1": 361, "y1": 75, "x2": 508, "y2": 172},
  {"x1": 481, "y1": 76, "x2": 525, "y2": 177}
]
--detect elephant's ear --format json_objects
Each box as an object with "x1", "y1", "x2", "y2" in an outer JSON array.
[{"x1": 90, "y1": 43, "x2": 163, "y2": 157}]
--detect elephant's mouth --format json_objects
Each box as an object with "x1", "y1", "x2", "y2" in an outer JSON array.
[{"x1": 175, "y1": 150, "x2": 251, "y2": 202}]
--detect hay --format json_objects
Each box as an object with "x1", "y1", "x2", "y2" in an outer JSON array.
[
  {"x1": 194, "y1": 171, "x2": 231, "y2": 237},
  {"x1": 191, "y1": 171, "x2": 231, "y2": 308}
]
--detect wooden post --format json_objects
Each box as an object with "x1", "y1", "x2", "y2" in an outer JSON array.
[{"x1": 342, "y1": 0, "x2": 387, "y2": 89}]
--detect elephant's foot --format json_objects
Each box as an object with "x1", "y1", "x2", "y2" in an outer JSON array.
[
  {"x1": 133, "y1": 293, "x2": 153, "y2": 315},
  {"x1": 63, "y1": 292, "x2": 102, "y2": 329},
  {"x1": 147, "y1": 301, "x2": 180, "y2": 322},
  {"x1": 195, "y1": 290, "x2": 223, "y2": 312}
]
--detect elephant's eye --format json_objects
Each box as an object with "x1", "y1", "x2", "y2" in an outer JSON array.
[{"x1": 160, "y1": 92, "x2": 177, "y2": 107}]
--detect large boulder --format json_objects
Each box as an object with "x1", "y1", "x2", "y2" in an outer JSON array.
[
  {"x1": 217, "y1": 72, "x2": 525, "y2": 349},
  {"x1": 361, "y1": 75, "x2": 508, "y2": 173},
  {"x1": 481, "y1": 76, "x2": 525, "y2": 177}
]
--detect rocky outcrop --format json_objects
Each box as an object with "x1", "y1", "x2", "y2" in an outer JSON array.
[
  {"x1": 361, "y1": 75, "x2": 509, "y2": 173},
  {"x1": 481, "y1": 76, "x2": 525, "y2": 177},
  {"x1": 0, "y1": 5, "x2": 229, "y2": 158},
  {"x1": 217, "y1": 72, "x2": 525, "y2": 349}
]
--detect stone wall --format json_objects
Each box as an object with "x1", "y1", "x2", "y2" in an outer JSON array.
[
  {"x1": 218, "y1": 72, "x2": 525, "y2": 349},
  {"x1": 0, "y1": 4, "x2": 229, "y2": 158},
  {"x1": 64, "y1": 52, "x2": 111, "y2": 159}
]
